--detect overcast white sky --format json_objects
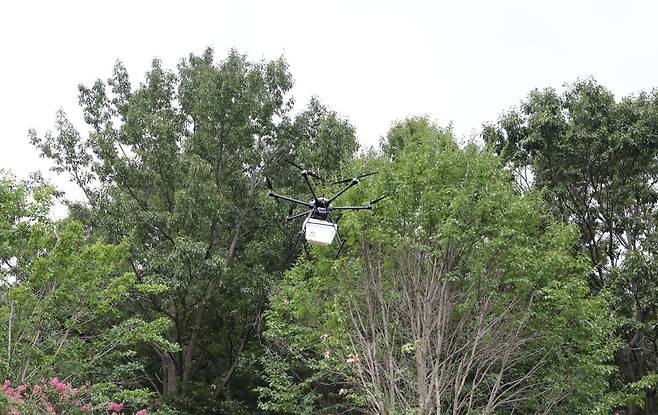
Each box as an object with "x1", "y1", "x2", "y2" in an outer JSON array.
[{"x1": 2, "y1": 0, "x2": 658, "y2": 205}]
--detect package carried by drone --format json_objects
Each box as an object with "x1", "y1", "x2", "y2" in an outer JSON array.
[{"x1": 304, "y1": 218, "x2": 337, "y2": 246}]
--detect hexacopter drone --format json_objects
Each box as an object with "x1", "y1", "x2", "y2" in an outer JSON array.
[{"x1": 266, "y1": 160, "x2": 386, "y2": 250}]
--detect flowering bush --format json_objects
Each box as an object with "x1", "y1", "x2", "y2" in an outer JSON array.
[{"x1": 0, "y1": 378, "x2": 148, "y2": 415}]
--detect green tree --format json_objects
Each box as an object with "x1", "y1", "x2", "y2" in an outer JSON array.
[
  {"x1": 30, "y1": 48, "x2": 358, "y2": 412},
  {"x1": 1, "y1": 172, "x2": 53, "y2": 378},
  {"x1": 0, "y1": 173, "x2": 170, "y2": 411},
  {"x1": 484, "y1": 79, "x2": 658, "y2": 414},
  {"x1": 260, "y1": 118, "x2": 614, "y2": 414}
]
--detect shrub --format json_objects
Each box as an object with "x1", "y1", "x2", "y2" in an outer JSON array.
[{"x1": 1, "y1": 378, "x2": 148, "y2": 415}]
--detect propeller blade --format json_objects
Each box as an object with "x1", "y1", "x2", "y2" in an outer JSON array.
[
  {"x1": 330, "y1": 178, "x2": 352, "y2": 185},
  {"x1": 330, "y1": 172, "x2": 377, "y2": 185},
  {"x1": 283, "y1": 230, "x2": 304, "y2": 265},
  {"x1": 307, "y1": 171, "x2": 325, "y2": 182},
  {"x1": 369, "y1": 194, "x2": 388, "y2": 205},
  {"x1": 284, "y1": 158, "x2": 305, "y2": 171},
  {"x1": 284, "y1": 159, "x2": 325, "y2": 182},
  {"x1": 265, "y1": 176, "x2": 280, "y2": 204},
  {"x1": 292, "y1": 231, "x2": 303, "y2": 253}
]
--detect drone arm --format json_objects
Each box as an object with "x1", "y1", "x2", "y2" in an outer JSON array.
[
  {"x1": 331, "y1": 205, "x2": 373, "y2": 211},
  {"x1": 268, "y1": 192, "x2": 313, "y2": 207},
  {"x1": 327, "y1": 179, "x2": 358, "y2": 204},
  {"x1": 331, "y1": 195, "x2": 387, "y2": 211},
  {"x1": 302, "y1": 172, "x2": 319, "y2": 202},
  {"x1": 286, "y1": 209, "x2": 314, "y2": 221}
]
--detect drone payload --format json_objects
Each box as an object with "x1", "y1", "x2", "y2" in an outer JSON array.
[
  {"x1": 304, "y1": 218, "x2": 336, "y2": 246},
  {"x1": 266, "y1": 160, "x2": 386, "y2": 250}
]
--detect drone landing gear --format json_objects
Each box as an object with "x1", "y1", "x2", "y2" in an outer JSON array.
[{"x1": 334, "y1": 232, "x2": 346, "y2": 258}]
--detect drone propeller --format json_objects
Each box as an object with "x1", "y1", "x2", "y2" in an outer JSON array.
[
  {"x1": 291, "y1": 230, "x2": 303, "y2": 254},
  {"x1": 330, "y1": 194, "x2": 388, "y2": 211},
  {"x1": 282, "y1": 230, "x2": 304, "y2": 266},
  {"x1": 264, "y1": 176, "x2": 280, "y2": 205},
  {"x1": 330, "y1": 172, "x2": 377, "y2": 185},
  {"x1": 265, "y1": 176, "x2": 274, "y2": 191},
  {"x1": 368, "y1": 194, "x2": 388, "y2": 205},
  {"x1": 285, "y1": 159, "x2": 325, "y2": 182}
]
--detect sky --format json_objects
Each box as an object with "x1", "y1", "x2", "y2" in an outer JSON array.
[{"x1": 1, "y1": 0, "x2": 658, "y2": 207}]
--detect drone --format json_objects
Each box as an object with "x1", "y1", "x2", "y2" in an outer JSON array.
[{"x1": 266, "y1": 160, "x2": 386, "y2": 251}]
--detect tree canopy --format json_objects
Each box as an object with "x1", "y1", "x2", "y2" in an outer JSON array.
[
  {"x1": 2, "y1": 51, "x2": 657, "y2": 415},
  {"x1": 485, "y1": 79, "x2": 658, "y2": 414},
  {"x1": 260, "y1": 118, "x2": 613, "y2": 414}
]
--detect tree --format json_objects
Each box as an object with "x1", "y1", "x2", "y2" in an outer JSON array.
[
  {"x1": 1, "y1": 172, "x2": 54, "y2": 378},
  {"x1": 0, "y1": 173, "x2": 169, "y2": 411},
  {"x1": 260, "y1": 118, "x2": 613, "y2": 414},
  {"x1": 484, "y1": 79, "x2": 658, "y2": 414},
  {"x1": 30, "y1": 48, "x2": 358, "y2": 411},
  {"x1": 348, "y1": 244, "x2": 552, "y2": 415}
]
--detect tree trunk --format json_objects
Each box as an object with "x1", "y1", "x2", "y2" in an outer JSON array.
[
  {"x1": 162, "y1": 352, "x2": 179, "y2": 396},
  {"x1": 645, "y1": 390, "x2": 657, "y2": 415},
  {"x1": 181, "y1": 181, "x2": 255, "y2": 386}
]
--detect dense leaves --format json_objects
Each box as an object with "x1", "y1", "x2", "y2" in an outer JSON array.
[
  {"x1": 260, "y1": 119, "x2": 614, "y2": 414},
  {"x1": 27, "y1": 48, "x2": 357, "y2": 412},
  {"x1": 4, "y1": 48, "x2": 657, "y2": 414},
  {"x1": 0, "y1": 173, "x2": 172, "y2": 413},
  {"x1": 484, "y1": 80, "x2": 658, "y2": 414}
]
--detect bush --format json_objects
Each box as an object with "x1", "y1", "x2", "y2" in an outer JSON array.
[{"x1": 1, "y1": 378, "x2": 148, "y2": 415}]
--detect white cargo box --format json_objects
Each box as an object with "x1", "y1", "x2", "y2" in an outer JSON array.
[{"x1": 304, "y1": 218, "x2": 337, "y2": 246}]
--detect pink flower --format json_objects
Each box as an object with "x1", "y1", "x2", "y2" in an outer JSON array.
[
  {"x1": 55, "y1": 382, "x2": 66, "y2": 393},
  {"x1": 82, "y1": 404, "x2": 90, "y2": 412},
  {"x1": 110, "y1": 402, "x2": 124, "y2": 411},
  {"x1": 50, "y1": 377, "x2": 60, "y2": 386},
  {"x1": 135, "y1": 410, "x2": 149, "y2": 415}
]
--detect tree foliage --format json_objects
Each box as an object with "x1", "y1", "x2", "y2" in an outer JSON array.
[
  {"x1": 260, "y1": 118, "x2": 613, "y2": 414},
  {"x1": 28, "y1": 48, "x2": 358, "y2": 412},
  {"x1": 6, "y1": 48, "x2": 652, "y2": 414},
  {"x1": 0, "y1": 173, "x2": 172, "y2": 412},
  {"x1": 484, "y1": 79, "x2": 658, "y2": 414}
]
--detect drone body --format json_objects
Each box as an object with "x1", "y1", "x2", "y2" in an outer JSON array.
[{"x1": 266, "y1": 162, "x2": 385, "y2": 249}]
